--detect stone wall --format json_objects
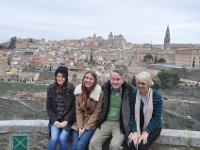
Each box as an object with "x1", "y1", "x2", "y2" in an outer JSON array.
[
  {"x1": 0, "y1": 120, "x2": 200, "y2": 150},
  {"x1": 0, "y1": 120, "x2": 48, "y2": 150}
]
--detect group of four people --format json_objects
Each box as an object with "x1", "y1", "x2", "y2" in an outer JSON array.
[{"x1": 46, "y1": 66, "x2": 163, "y2": 150}]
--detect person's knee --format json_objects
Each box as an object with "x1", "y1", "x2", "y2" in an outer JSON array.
[
  {"x1": 89, "y1": 140, "x2": 95, "y2": 147},
  {"x1": 76, "y1": 141, "x2": 88, "y2": 150},
  {"x1": 50, "y1": 135, "x2": 58, "y2": 142},
  {"x1": 89, "y1": 138, "x2": 96, "y2": 150},
  {"x1": 109, "y1": 141, "x2": 121, "y2": 149},
  {"x1": 58, "y1": 136, "x2": 66, "y2": 143},
  {"x1": 90, "y1": 134, "x2": 100, "y2": 144},
  {"x1": 128, "y1": 142, "x2": 137, "y2": 150},
  {"x1": 89, "y1": 136, "x2": 96, "y2": 144},
  {"x1": 89, "y1": 136, "x2": 103, "y2": 149},
  {"x1": 138, "y1": 143, "x2": 148, "y2": 150}
]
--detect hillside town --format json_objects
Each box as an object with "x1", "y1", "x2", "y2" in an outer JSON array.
[
  {"x1": 1, "y1": 26, "x2": 200, "y2": 150},
  {"x1": 0, "y1": 26, "x2": 200, "y2": 86}
]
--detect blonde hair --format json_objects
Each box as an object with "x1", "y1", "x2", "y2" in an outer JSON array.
[{"x1": 136, "y1": 71, "x2": 153, "y2": 86}]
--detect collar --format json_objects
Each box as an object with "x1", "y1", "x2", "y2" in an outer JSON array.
[
  {"x1": 74, "y1": 84, "x2": 102, "y2": 101},
  {"x1": 111, "y1": 87, "x2": 122, "y2": 96}
]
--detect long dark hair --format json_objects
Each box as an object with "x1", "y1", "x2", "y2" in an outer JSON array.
[
  {"x1": 55, "y1": 72, "x2": 71, "y2": 95},
  {"x1": 80, "y1": 70, "x2": 97, "y2": 110}
]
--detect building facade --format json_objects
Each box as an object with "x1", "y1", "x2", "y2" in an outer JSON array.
[{"x1": 175, "y1": 48, "x2": 200, "y2": 68}]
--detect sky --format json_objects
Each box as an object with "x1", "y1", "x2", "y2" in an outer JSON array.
[{"x1": 0, "y1": 0, "x2": 200, "y2": 44}]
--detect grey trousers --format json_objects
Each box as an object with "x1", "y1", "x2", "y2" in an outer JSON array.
[{"x1": 89, "y1": 120, "x2": 125, "y2": 150}]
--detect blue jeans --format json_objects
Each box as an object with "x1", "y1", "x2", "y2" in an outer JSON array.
[
  {"x1": 48, "y1": 125, "x2": 71, "y2": 150},
  {"x1": 71, "y1": 129, "x2": 95, "y2": 150}
]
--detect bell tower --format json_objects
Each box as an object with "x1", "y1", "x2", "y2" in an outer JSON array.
[{"x1": 164, "y1": 25, "x2": 171, "y2": 50}]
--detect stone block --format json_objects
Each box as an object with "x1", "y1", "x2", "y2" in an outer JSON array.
[
  {"x1": 155, "y1": 129, "x2": 190, "y2": 146},
  {"x1": 190, "y1": 131, "x2": 200, "y2": 147},
  {"x1": 0, "y1": 134, "x2": 10, "y2": 150}
]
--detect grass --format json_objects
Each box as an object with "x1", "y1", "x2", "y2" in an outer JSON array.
[
  {"x1": 0, "y1": 82, "x2": 47, "y2": 96},
  {"x1": 0, "y1": 82, "x2": 48, "y2": 120}
]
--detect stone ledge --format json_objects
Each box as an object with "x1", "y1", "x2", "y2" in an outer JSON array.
[
  {"x1": 0, "y1": 120, "x2": 200, "y2": 149},
  {"x1": 155, "y1": 129, "x2": 200, "y2": 148},
  {"x1": 0, "y1": 120, "x2": 48, "y2": 134}
]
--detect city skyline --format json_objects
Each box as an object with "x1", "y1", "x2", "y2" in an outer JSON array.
[{"x1": 0, "y1": 0, "x2": 200, "y2": 44}]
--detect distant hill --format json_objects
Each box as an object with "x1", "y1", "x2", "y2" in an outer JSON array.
[
  {"x1": 0, "y1": 82, "x2": 47, "y2": 120},
  {"x1": 0, "y1": 97, "x2": 47, "y2": 120}
]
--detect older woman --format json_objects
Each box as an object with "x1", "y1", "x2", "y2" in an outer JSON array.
[{"x1": 128, "y1": 71, "x2": 163, "y2": 150}]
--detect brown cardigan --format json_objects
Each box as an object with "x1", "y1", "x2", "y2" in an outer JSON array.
[{"x1": 72, "y1": 84, "x2": 103, "y2": 130}]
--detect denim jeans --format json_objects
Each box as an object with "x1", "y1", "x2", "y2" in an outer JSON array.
[
  {"x1": 48, "y1": 125, "x2": 71, "y2": 150},
  {"x1": 71, "y1": 129, "x2": 95, "y2": 150}
]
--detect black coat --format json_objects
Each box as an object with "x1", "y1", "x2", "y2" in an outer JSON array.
[
  {"x1": 97, "y1": 81, "x2": 135, "y2": 138},
  {"x1": 46, "y1": 83, "x2": 75, "y2": 132}
]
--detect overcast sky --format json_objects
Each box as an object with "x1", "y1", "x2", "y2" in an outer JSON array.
[{"x1": 0, "y1": 0, "x2": 200, "y2": 44}]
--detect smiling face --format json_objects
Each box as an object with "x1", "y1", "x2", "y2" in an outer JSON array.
[
  {"x1": 137, "y1": 81, "x2": 149, "y2": 95},
  {"x1": 83, "y1": 73, "x2": 95, "y2": 89},
  {"x1": 56, "y1": 73, "x2": 66, "y2": 85},
  {"x1": 110, "y1": 71, "x2": 124, "y2": 91}
]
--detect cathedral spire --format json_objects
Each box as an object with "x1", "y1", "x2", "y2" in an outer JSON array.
[{"x1": 164, "y1": 25, "x2": 171, "y2": 50}]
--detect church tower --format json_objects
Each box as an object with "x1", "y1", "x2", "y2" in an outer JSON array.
[
  {"x1": 108, "y1": 32, "x2": 113, "y2": 39},
  {"x1": 164, "y1": 25, "x2": 171, "y2": 50}
]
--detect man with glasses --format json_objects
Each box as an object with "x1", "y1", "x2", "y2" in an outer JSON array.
[{"x1": 89, "y1": 69, "x2": 135, "y2": 150}]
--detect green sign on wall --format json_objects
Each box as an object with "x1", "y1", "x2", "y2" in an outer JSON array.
[{"x1": 12, "y1": 134, "x2": 28, "y2": 150}]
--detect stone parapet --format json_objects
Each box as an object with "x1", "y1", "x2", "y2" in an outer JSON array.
[
  {"x1": 0, "y1": 120, "x2": 200, "y2": 150},
  {"x1": 0, "y1": 120, "x2": 48, "y2": 150}
]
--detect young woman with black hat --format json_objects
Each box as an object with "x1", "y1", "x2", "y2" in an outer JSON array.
[{"x1": 46, "y1": 66, "x2": 75, "y2": 150}]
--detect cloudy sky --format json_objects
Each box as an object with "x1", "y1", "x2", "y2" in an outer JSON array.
[{"x1": 0, "y1": 0, "x2": 200, "y2": 44}]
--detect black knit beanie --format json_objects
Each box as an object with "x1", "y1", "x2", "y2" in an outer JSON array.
[{"x1": 55, "y1": 66, "x2": 68, "y2": 77}]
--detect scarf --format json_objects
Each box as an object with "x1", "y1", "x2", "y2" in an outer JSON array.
[{"x1": 135, "y1": 88, "x2": 153, "y2": 135}]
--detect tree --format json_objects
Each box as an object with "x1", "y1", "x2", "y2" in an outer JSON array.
[
  {"x1": 152, "y1": 79, "x2": 162, "y2": 90},
  {"x1": 157, "y1": 58, "x2": 166, "y2": 64},
  {"x1": 157, "y1": 70, "x2": 180, "y2": 88},
  {"x1": 131, "y1": 75, "x2": 137, "y2": 87},
  {"x1": 8, "y1": 36, "x2": 17, "y2": 49},
  {"x1": 112, "y1": 59, "x2": 117, "y2": 63},
  {"x1": 192, "y1": 57, "x2": 195, "y2": 67},
  {"x1": 157, "y1": 70, "x2": 170, "y2": 88},
  {"x1": 27, "y1": 38, "x2": 33, "y2": 42},
  {"x1": 144, "y1": 54, "x2": 153, "y2": 63},
  {"x1": 90, "y1": 49, "x2": 93, "y2": 63},
  {"x1": 171, "y1": 73, "x2": 180, "y2": 85},
  {"x1": 154, "y1": 56, "x2": 158, "y2": 64}
]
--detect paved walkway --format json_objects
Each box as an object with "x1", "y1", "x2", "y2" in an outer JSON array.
[{"x1": 180, "y1": 78, "x2": 199, "y2": 84}]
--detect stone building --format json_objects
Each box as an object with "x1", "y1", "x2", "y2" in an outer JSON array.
[
  {"x1": 0, "y1": 51, "x2": 9, "y2": 67},
  {"x1": 0, "y1": 71, "x2": 39, "y2": 83},
  {"x1": 33, "y1": 53, "x2": 53, "y2": 69},
  {"x1": 134, "y1": 48, "x2": 175, "y2": 64},
  {"x1": 16, "y1": 38, "x2": 39, "y2": 50},
  {"x1": 10, "y1": 50, "x2": 35, "y2": 67},
  {"x1": 84, "y1": 32, "x2": 128, "y2": 50},
  {"x1": 175, "y1": 48, "x2": 200, "y2": 68}
]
